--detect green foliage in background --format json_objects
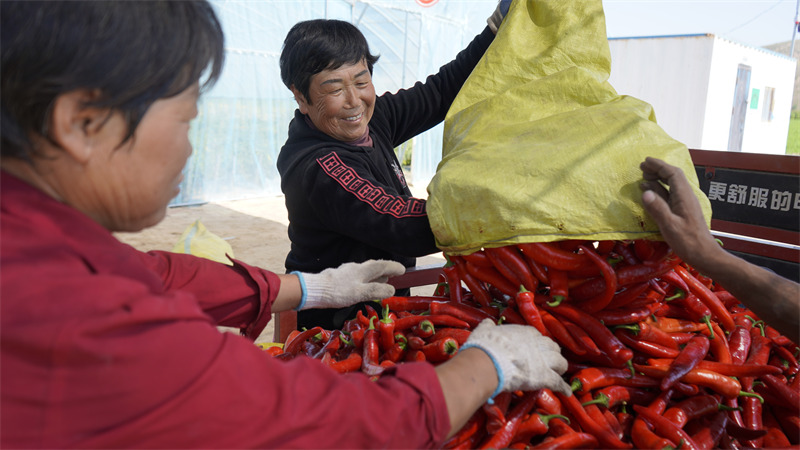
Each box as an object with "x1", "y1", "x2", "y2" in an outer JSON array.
[{"x1": 788, "y1": 114, "x2": 799, "y2": 155}]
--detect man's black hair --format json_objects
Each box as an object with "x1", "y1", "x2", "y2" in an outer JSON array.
[
  {"x1": 1, "y1": 0, "x2": 225, "y2": 160},
  {"x1": 279, "y1": 19, "x2": 379, "y2": 103}
]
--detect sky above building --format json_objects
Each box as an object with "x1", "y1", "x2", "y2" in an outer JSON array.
[{"x1": 602, "y1": 0, "x2": 799, "y2": 50}]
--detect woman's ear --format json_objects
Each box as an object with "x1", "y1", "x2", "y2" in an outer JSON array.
[
  {"x1": 49, "y1": 89, "x2": 117, "y2": 164},
  {"x1": 289, "y1": 85, "x2": 309, "y2": 115}
]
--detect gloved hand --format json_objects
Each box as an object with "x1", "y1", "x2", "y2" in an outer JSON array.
[
  {"x1": 293, "y1": 260, "x2": 406, "y2": 310},
  {"x1": 487, "y1": 0, "x2": 513, "y2": 34},
  {"x1": 462, "y1": 319, "x2": 572, "y2": 398}
]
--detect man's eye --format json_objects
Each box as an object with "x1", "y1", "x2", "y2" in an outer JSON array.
[{"x1": 330, "y1": 89, "x2": 343, "y2": 95}]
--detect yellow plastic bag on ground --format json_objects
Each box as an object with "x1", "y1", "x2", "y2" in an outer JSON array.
[
  {"x1": 171, "y1": 219, "x2": 234, "y2": 265},
  {"x1": 427, "y1": 0, "x2": 711, "y2": 254}
]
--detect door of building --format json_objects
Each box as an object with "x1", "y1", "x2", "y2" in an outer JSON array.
[{"x1": 727, "y1": 64, "x2": 751, "y2": 152}]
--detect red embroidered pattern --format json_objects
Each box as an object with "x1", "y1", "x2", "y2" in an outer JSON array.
[{"x1": 316, "y1": 153, "x2": 427, "y2": 219}]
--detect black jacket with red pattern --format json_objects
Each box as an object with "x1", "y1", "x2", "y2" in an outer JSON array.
[{"x1": 277, "y1": 27, "x2": 494, "y2": 277}]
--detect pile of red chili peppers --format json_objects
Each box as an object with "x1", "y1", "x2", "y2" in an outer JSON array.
[{"x1": 267, "y1": 239, "x2": 800, "y2": 449}]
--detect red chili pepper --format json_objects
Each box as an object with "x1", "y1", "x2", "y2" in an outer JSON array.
[
  {"x1": 546, "y1": 268, "x2": 569, "y2": 306},
  {"x1": 394, "y1": 314, "x2": 470, "y2": 331},
  {"x1": 442, "y1": 410, "x2": 486, "y2": 450},
  {"x1": 605, "y1": 282, "x2": 650, "y2": 310},
  {"x1": 765, "y1": 325, "x2": 795, "y2": 347},
  {"x1": 573, "y1": 244, "x2": 618, "y2": 313},
  {"x1": 659, "y1": 268, "x2": 690, "y2": 292},
  {"x1": 429, "y1": 328, "x2": 471, "y2": 346},
  {"x1": 311, "y1": 329, "x2": 343, "y2": 359},
  {"x1": 646, "y1": 358, "x2": 783, "y2": 378},
  {"x1": 614, "y1": 241, "x2": 641, "y2": 265},
  {"x1": 482, "y1": 391, "x2": 512, "y2": 434},
  {"x1": 534, "y1": 389, "x2": 564, "y2": 416},
  {"x1": 634, "y1": 364, "x2": 763, "y2": 400},
  {"x1": 498, "y1": 305, "x2": 527, "y2": 325},
  {"x1": 461, "y1": 250, "x2": 492, "y2": 267},
  {"x1": 326, "y1": 351, "x2": 362, "y2": 373},
  {"x1": 613, "y1": 328, "x2": 680, "y2": 359},
  {"x1": 662, "y1": 394, "x2": 726, "y2": 427},
  {"x1": 283, "y1": 326, "x2": 324, "y2": 355},
  {"x1": 466, "y1": 259, "x2": 519, "y2": 298},
  {"x1": 440, "y1": 264, "x2": 465, "y2": 304},
  {"x1": 381, "y1": 340, "x2": 407, "y2": 363},
  {"x1": 479, "y1": 392, "x2": 537, "y2": 450},
  {"x1": 616, "y1": 256, "x2": 681, "y2": 286},
  {"x1": 760, "y1": 374, "x2": 800, "y2": 413},
  {"x1": 660, "y1": 334, "x2": 710, "y2": 390},
  {"x1": 412, "y1": 319, "x2": 435, "y2": 339},
  {"x1": 728, "y1": 326, "x2": 752, "y2": 365},
  {"x1": 378, "y1": 304, "x2": 396, "y2": 352},
  {"x1": 381, "y1": 295, "x2": 438, "y2": 312},
  {"x1": 633, "y1": 404, "x2": 700, "y2": 450},
  {"x1": 515, "y1": 412, "x2": 570, "y2": 444},
  {"x1": 742, "y1": 395, "x2": 764, "y2": 448},
  {"x1": 593, "y1": 304, "x2": 657, "y2": 326},
  {"x1": 361, "y1": 316, "x2": 381, "y2": 368},
  {"x1": 630, "y1": 417, "x2": 677, "y2": 450},
  {"x1": 675, "y1": 264, "x2": 736, "y2": 332},
  {"x1": 741, "y1": 331, "x2": 773, "y2": 389},
  {"x1": 555, "y1": 391, "x2": 633, "y2": 449},
  {"x1": 407, "y1": 334, "x2": 425, "y2": 351},
  {"x1": 518, "y1": 242, "x2": 591, "y2": 271},
  {"x1": 773, "y1": 345, "x2": 800, "y2": 376},
  {"x1": 701, "y1": 321, "x2": 733, "y2": 364},
  {"x1": 404, "y1": 349, "x2": 425, "y2": 362},
  {"x1": 569, "y1": 367, "x2": 660, "y2": 394},
  {"x1": 714, "y1": 289, "x2": 739, "y2": 308},
  {"x1": 771, "y1": 408, "x2": 800, "y2": 445},
  {"x1": 545, "y1": 304, "x2": 633, "y2": 367},
  {"x1": 430, "y1": 300, "x2": 493, "y2": 328},
  {"x1": 529, "y1": 431, "x2": 598, "y2": 450},
  {"x1": 485, "y1": 246, "x2": 539, "y2": 292},
  {"x1": 420, "y1": 336, "x2": 459, "y2": 363},
  {"x1": 762, "y1": 406, "x2": 793, "y2": 448},
  {"x1": 540, "y1": 310, "x2": 587, "y2": 356},
  {"x1": 636, "y1": 321, "x2": 681, "y2": 350},
  {"x1": 516, "y1": 287, "x2": 549, "y2": 336},
  {"x1": 451, "y1": 256, "x2": 493, "y2": 307},
  {"x1": 649, "y1": 316, "x2": 707, "y2": 333},
  {"x1": 562, "y1": 318, "x2": 603, "y2": 357},
  {"x1": 690, "y1": 410, "x2": 729, "y2": 449},
  {"x1": 586, "y1": 386, "x2": 656, "y2": 410}
]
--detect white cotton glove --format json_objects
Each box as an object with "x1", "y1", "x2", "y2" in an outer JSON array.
[
  {"x1": 461, "y1": 319, "x2": 572, "y2": 399},
  {"x1": 293, "y1": 260, "x2": 406, "y2": 310},
  {"x1": 487, "y1": 0, "x2": 513, "y2": 34}
]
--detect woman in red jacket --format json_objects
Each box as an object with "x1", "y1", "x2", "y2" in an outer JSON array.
[{"x1": 0, "y1": 1, "x2": 570, "y2": 448}]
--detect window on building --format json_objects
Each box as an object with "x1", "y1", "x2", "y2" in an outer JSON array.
[{"x1": 762, "y1": 87, "x2": 775, "y2": 122}]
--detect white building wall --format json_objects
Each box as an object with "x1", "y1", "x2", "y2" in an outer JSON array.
[
  {"x1": 706, "y1": 38, "x2": 796, "y2": 155},
  {"x1": 608, "y1": 34, "x2": 796, "y2": 155},
  {"x1": 608, "y1": 35, "x2": 714, "y2": 150}
]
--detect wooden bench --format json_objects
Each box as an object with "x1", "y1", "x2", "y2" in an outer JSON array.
[{"x1": 273, "y1": 149, "x2": 800, "y2": 342}]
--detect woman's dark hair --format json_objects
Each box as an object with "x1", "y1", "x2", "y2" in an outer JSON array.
[
  {"x1": 279, "y1": 19, "x2": 379, "y2": 103},
  {"x1": 0, "y1": 0, "x2": 225, "y2": 160}
]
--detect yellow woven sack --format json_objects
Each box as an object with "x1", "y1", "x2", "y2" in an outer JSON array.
[
  {"x1": 171, "y1": 219, "x2": 234, "y2": 265},
  {"x1": 427, "y1": 0, "x2": 711, "y2": 254}
]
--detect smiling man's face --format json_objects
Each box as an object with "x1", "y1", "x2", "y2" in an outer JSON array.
[{"x1": 292, "y1": 59, "x2": 376, "y2": 142}]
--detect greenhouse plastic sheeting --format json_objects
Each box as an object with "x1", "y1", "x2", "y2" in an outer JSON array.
[{"x1": 426, "y1": 0, "x2": 712, "y2": 254}]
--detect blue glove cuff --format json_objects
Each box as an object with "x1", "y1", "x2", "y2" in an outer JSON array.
[
  {"x1": 460, "y1": 342, "x2": 504, "y2": 403},
  {"x1": 291, "y1": 271, "x2": 307, "y2": 310}
]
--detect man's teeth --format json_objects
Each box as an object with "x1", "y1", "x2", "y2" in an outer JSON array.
[{"x1": 344, "y1": 113, "x2": 362, "y2": 122}]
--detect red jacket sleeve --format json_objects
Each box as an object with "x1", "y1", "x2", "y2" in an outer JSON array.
[{"x1": 137, "y1": 250, "x2": 279, "y2": 339}]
